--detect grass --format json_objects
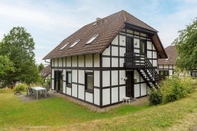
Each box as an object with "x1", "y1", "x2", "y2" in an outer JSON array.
[
  {"x1": 1, "y1": 90, "x2": 197, "y2": 130},
  {"x1": 0, "y1": 92, "x2": 148, "y2": 130}
]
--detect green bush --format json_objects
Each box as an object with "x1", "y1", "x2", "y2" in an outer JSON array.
[
  {"x1": 161, "y1": 76, "x2": 194, "y2": 104},
  {"x1": 14, "y1": 83, "x2": 27, "y2": 92},
  {"x1": 0, "y1": 88, "x2": 13, "y2": 93},
  {"x1": 148, "y1": 88, "x2": 162, "y2": 105},
  {"x1": 148, "y1": 76, "x2": 196, "y2": 105}
]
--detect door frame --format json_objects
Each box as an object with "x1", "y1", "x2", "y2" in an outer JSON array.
[
  {"x1": 54, "y1": 71, "x2": 63, "y2": 92},
  {"x1": 126, "y1": 70, "x2": 134, "y2": 98}
]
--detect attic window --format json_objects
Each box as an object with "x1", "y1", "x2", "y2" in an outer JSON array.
[
  {"x1": 86, "y1": 34, "x2": 99, "y2": 44},
  {"x1": 59, "y1": 43, "x2": 69, "y2": 50},
  {"x1": 70, "y1": 39, "x2": 80, "y2": 48}
]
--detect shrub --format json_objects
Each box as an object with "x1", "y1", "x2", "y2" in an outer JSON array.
[
  {"x1": 148, "y1": 75, "x2": 196, "y2": 105},
  {"x1": 0, "y1": 88, "x2": 13, "y2": 93},
  {"x1": 161, "y1": 76, "x2": 194, "y2": 104},
  {"x1": 14, "y1": 83, "x2": 27, "y2": 92},
  {"x1": 148, "y1": 88, "x2": 162, "y2": 105}
]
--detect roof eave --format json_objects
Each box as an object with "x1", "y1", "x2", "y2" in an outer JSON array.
[
  {"x1": 124, "y1": 21, "x2": 158, "y2": 34},
  {"x1": 152, "y1": 34, "x2": 168, "y2": 58}
]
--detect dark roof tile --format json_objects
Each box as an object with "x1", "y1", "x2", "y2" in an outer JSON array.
[
  {"x1": 158, "y1": 46, "x2": 177, "y2": 65},
  {"x1": 43, "y1": 10, "x2": 166, "y2": 59}
]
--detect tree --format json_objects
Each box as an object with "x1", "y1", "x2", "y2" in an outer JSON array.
[
  {"x1": 38, "y1": 63, "x2": 44, "y2": 72},
  {"x1": 0, "y1": 55, "x2": 15, "y2": 75},
  {"x1": 173, "y1": 18, "x2": 197, "y2": 70},
  {"x1": 0, "y1": 26, "x2": 42, "y2": 87}
]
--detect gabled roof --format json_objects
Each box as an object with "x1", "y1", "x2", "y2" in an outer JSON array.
[
  {"x1": 158, "y1": 46, "x2": 177, "y2": 65},
  {"x1": 43, "y1": 10, "x2": 167, "y2": 59},
  {"x1": 40, "y1": 65, "x2": 51, "y2": 79}
]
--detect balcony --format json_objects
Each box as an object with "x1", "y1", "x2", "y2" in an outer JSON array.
[{"x1": 124, "y1": 52, "x2": 145, "y2": 69}]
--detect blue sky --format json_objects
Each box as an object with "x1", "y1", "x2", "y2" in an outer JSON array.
[{"x1": 0, "y1": 0, "x2": 197, "y2": 64}]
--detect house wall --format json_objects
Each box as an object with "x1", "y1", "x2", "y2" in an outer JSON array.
[
  {"x1": 101, "y1": 29, "x2": 157, "y2": 106},
  {"x1": 51, "y1": 28, "x2": 158, "y2": 107},
  {"x1": 51, "y1": 54, "x2": 101, "y2": 107},
  {"x1": 158, "y1": 64, "x2": 175, "y2": 79}
]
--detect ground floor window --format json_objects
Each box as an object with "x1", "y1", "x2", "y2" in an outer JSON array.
[
  {"x1": 66, "y1": 71, "x2": 72, "y2": 87},
  {"x1": 191, "y1": 71, "x2": 197, "y2": 77},
  {"x1": 85, "y1": 72, "x2": 93, "y2": 92},
  {"x1": 159, "y1": 70, "x2": 169, "y2": 79}
]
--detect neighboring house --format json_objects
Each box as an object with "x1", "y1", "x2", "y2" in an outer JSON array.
[
  {"x1": 40, "y1": 65, "x2": 51, "y2": 82},
  {"x1": 158, "y1": 46, "x2": 176, "y2": 79},
  {"x1": 158, "y1": 46, "x2": 197, "y2": 79},
  {"x1": 43, "y1": 10, "x2": 167, "y2": 108}
]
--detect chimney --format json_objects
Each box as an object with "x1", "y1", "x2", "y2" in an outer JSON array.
[{"x1": 96, "y1": 18, "x2": 101, "y2": 21}]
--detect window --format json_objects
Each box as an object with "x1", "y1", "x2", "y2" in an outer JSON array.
[
  {"x1": 140, "y1": 40, "x2": 145, "y2": 54},
  {"x1": 159, "y1": 70, "x2": 169, "y2": 80},
  {"x1": 66, "y1": 71, "x2": 72, "y2": 87},
  {"x1": 59, "y1": 43, "x2": 69, "y2": 50},
  {"x1": 86, "y1": 34, "x2": 99, "y2": 44},
  {"x1": 70, "y1": 39, "x2": 80, "y2": 48},
  {"x1": 85, "y1": 72, "x2": 93, "y2": 92}
]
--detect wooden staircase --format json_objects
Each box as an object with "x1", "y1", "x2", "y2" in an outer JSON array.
[{"x1": 124, "y1": 52, "x2": 159, "y2": 88}]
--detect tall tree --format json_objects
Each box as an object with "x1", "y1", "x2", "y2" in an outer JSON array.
[
  {"x1": 173, "y1": 18, "x2": 197, "y2": 70},
  {"x1": 0, "y1": 27, "x2": 41, "y2": 87},
  {"x1": 38, "y1": 63, "x2": 44, "y2": 72},
  {"x1": 0, "y1": 55, "x2": 15, "y2": 76}
]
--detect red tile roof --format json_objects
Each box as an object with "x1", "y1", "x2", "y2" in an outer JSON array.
[
  {"x1": 158, "y1": 46, "x2": 177, "y2": 65},
  {"x1": 43, "y1": 10, "x2": 167, "y2": 59}
]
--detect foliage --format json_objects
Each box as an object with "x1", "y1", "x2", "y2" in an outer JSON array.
[
  {"x1": 0, "y1": 55, "x2": 15, "y2": 76},
  {"x1": 38, "y1": 63, "x2": 44, "y2": 72},
  {"x1": 0, "y1": 26, "x2": 41, "y2": 87},
  {"x1": 161, "y1": 76, "x2": 195, "y2": 104},
  {"x1": 45, "y1": 77, "x2": 51, "y2": 86},
  {"x1": 0, "y1": 88, "x2": 13, "y2": 93},
  {"x1": 173, "y1": 17, "x2": 197, "y2": 70},
  {"x1": 148, "y1": 76, "x2": 196, "y2": 105},
  {"x1": 13, "y1": 83, "x2": 27, "y2": 92},
  {"x1": 148, "y1": 88, "x2": 162, "y2": 105}
]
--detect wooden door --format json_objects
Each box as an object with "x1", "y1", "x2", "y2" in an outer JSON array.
[
  {"x1": 54, "y1": 71, "x2": 63, "y2": 92},
  {"x1": 126, "y1": 71, "x2": 134, "y2": 97}
]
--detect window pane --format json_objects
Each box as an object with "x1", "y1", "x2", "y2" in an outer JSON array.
[
  {"x1": 87, "y1": 74, "x2": 93, "y2": 90},
  {"x1": 68, "y1": 73, "x2": 71, "y2": 84},
  {"x1": 140, "y1": 40, "x2": 145, "y2": 54}
]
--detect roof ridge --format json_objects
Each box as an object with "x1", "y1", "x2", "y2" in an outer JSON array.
[
  {"x1": 123, "y1": 10, "x2": 157, "y2": 32},
  {"x1": 121, "y1": 10, "x2": 127, "y2": 22}
]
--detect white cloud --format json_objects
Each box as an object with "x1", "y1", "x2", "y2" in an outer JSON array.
[{"x1": 1, "y1": 0, "x2": 197, "y2": 63}]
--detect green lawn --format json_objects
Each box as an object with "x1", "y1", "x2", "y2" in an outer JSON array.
[
  {"x1": 1, "y1": 91, "x2": 197, "y2": 131},
  {"x1": 0, "y1": 92, "x2": 148, "y2": 130}
]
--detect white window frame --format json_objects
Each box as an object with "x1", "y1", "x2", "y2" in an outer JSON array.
[
  {"x1": 86, "y1": 34, "x2": 99, "y2": 44},
  {"x1": 70, "y1": 39, "x2": 80, "y2": 48}
]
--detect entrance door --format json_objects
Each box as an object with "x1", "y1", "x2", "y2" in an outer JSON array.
[
  {"x1": 126, "y1": 71, "x2": 134, "y2": 97},
  {"x1": 54, "y1": 71, "x2": 63, "y2": 92}
]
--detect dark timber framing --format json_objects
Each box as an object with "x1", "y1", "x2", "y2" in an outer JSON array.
[{"x1": 50, "y1": 25, "x2": 160, "y2": 108}]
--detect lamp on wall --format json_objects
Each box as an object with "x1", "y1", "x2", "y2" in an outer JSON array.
[
  {"x1": 135, "y1": 41, "x2": 138, "y2": 45},
  {"x1": 121, "y1": 77, "x2": 127, "y2": 81}
]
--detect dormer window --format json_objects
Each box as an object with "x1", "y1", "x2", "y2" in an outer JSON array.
[
  {"x1": 86, "y1": 34, "x2": 99, "y2": 44},
  {"x1": 70, "y1": 39, "x2": 80, "y2": 48},
  {"x1": 59, "y1": 43, "x2": 69, "y2": 50}
]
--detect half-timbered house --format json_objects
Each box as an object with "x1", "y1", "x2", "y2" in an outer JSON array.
[
  {"x1": 158, "y1": 46, "x2": 197, "y2": 79},
  {"x1": 43, "y1": 10, "x2": 167, "y2": 107}
]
